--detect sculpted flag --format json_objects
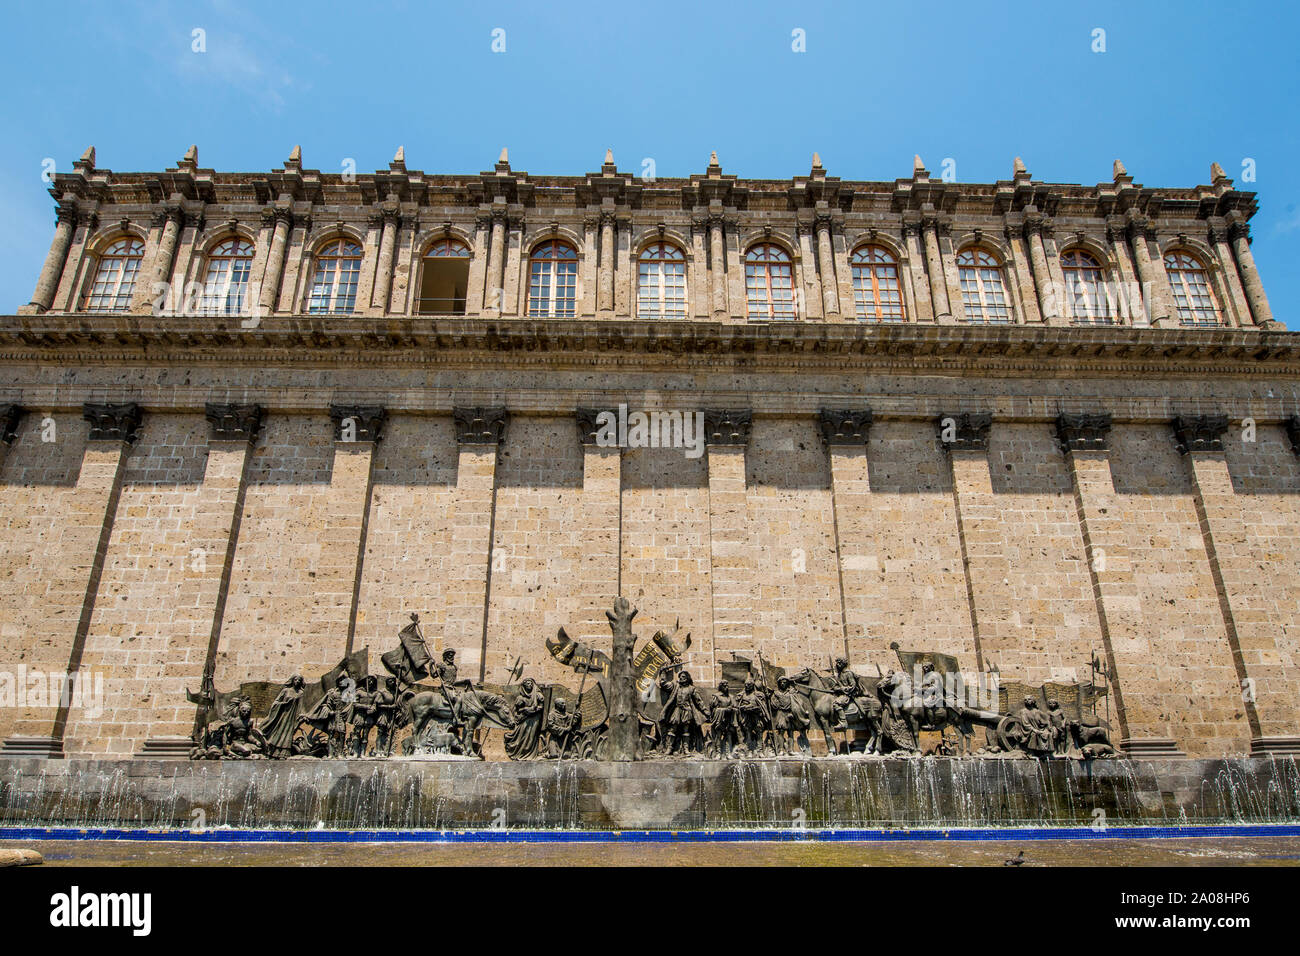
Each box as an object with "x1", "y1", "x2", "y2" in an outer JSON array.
[
  {"x1": 632, "y1": 624, "x2": 693, "y2": 696},
  {"x1": 546, "y1": 628, "x2": 612, "y2": 679},
  {"x1": 890, "y1": 642, "x2": 964, "y2": 702}
]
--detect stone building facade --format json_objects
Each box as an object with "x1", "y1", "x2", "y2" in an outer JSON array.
[{"x1": 0, "y1": 145, "x2": 1296, "y2": 760}]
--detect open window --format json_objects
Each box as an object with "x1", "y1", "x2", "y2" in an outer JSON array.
[{"x1": 418, "y1": 238, "x2": 470, "y2": 314}]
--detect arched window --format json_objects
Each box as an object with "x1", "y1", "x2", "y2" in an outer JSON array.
[
  {"x1": 418, "y1": 238, "x2": 471, "y2": 315},
  {"x1": 745, "y1": 243, "x2": 797, "y2": 320},
  {"x1": 201, "y1": 238, "x2": 255, "y2": 316},
  {"x1": 1060, "y1": 249, "x2": 1114, "y2": 324},
  {"x1": 1164, "y1": 251, "x2": 1219, "y2": 326},
  {"x1": 956, "y1": 248, "x2": 1011, "y2": 324},
  {"x1": 637, "y1": 242, "x2": 687, "y2": 319},
  {"x1": 850, "y1": 245, "x2": 904, "y2": 322},
  {"x1": 527, "y1": 240, "x2": 578, "y2": 317},
  {"x1": 83, "y1": 237, "x2": 144, "y2": 312},
  {"x1": 306, "y1": 239, "x2": 363, "y2": 314}
]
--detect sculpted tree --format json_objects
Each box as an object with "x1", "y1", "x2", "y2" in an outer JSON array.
[{"x1": 606, "y1": 596, "x2": 639, "y2": 760}]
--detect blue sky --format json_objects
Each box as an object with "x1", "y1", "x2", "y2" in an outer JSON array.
[{"x1": 1, "y1": 0, "x2": 1295, "y2": 325}]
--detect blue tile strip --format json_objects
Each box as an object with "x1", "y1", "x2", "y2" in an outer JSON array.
[{"x1": 3, "y1": 823, "x2": 1300, "y2": 844}]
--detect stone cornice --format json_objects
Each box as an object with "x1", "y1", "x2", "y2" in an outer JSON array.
[{"x1": 0, "y1": 315, "x2": 1297, "y2": 381}]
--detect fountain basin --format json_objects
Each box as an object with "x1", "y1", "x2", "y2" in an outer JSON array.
[{"x1": 1, "y1": 756, "x2": 1297, "y2": 831}]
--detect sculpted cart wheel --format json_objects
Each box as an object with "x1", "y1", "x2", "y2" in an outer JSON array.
[{"x1": 995, "y1": 714, "x2": 1024, "y2": 753}]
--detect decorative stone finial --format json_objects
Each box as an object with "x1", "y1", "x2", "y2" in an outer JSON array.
[
  {"x1": 286, "y1": 145, "x2": 302, "y2": 170},
  {"x1": 393, "y1": 145, "x2": 405, "y2": 164},
  {"x1": 498, "y1": 147, "x2": 509, "y2": 164},
  {"x1": 181, "y1": 144, "x2": 198, "y2": 166},
  {"x1": 914, "y1": 154, "x2": 925, "y2": 173},
  {"x1": 1013, "y1": 156, "x2": 1028, "y2": 176},
  {"x1": 709, "y1": 150, "x2": 719, "y2": 166},
  {"x1": 812, "y1": 152, "x2": 822, "y2": 169},
  {"x1": 1112, "y1": 159, "x2": 1127, "y2": 180},
  {"x1": 604, "y1": 148, "x2": 614, "y2": 165},
  {"x1": 78, "y1": 146, "x2": 96, "y2": 169},
  {"x1": 1210, "y1": 161, "x2": 1231, "y2": 187}
]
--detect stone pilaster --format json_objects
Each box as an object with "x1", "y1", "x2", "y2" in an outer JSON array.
[
  {"x1": 1228, "y1": 220, "x2": 1277, "y2": 327},
  {"x1": 259, "y1": 207, "x2": 294, "y2": 314},
  {"x1": 1174, "y1": 415, "x2": 1300, "y2": 754},
  {"x1": 1024, "y1": 216, "x2": 1059, "y2": 323},
  {"x1": 571, "y1": 408, "x2": 622, "y2": 642},
  {"x1": 371, "y1": 204, "x2": 400, "y2": 313},
  {"x1": 26, "y1": 203, "x2": 79, "y2": 313},
  {"x1": 1060, "y1": 416, "x2": 1187, "y2": 756},
  {"x1": 449, "y1": 407, "x2": 508, "y2": 681},
  {"x1": 327, "y1": 405, "x2": 385, "y2": 657},
  {"x1": 819, "y1": 409, "x2": 873, "y2": 663},
  {"x1": 73, "y1": 404, "x2": 262, "y2": 758},
  {"x1": 921, "y1": 217, "x2": 952, "y2": 321},
  {"x1": 704, "y1": 410, "x2": 752, "y2": 673},
  {"x1": 708, "y1": 214, "x2": 727, "y2": 317},
  {"x1": 1, "y1": 404, "x2": 138, "y2": 756},
  {"x1": 1126, "y1": 218, "x2": 1173, "y2": 326},
  {"x1": 815, "y1": 214, "x2": 841, "y2": 318}
]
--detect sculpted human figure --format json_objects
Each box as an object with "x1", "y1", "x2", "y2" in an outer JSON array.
[
  {"x1": 222, "y1": 699, "x2": 267, "y2": 758},
  {"x1": 647, "y1": 661, "x2": 679, "y2": 753},
  {"x1": 771, "y1": 676, "x2": 811, "y2": 756},
  {"x1": 545, "y1": 698, "x2": 582, "y2": 759},
  {"x1": 304, "y1": 672, "x2": 353, "y2": 757},
  {"x1": 373, "y1": 676, "x2": 398, "y2": 756},
  {"x1": 736, "y1": 678, "x2": 772, "y2": 756},
  {"x1": 1045, "y1": 698, "x2": 1068, "y2": 755},
  {"x1": 260, "y1": 675, "x2": 306, "y2": 759},
  {"x1": 349, "y1": 675, "x2": 380, "y2": 757},
  {"x1": 708, "y1": 680, "x2": 739, "y2": 758},
  {"x1": 829, "y1": 657, "x2": 871, "y2": 730},
  {"x1": 663, "y1": 671, "x2": 709, "y2": 756},
  {"x1": 918, "y1": 662, "x2": 946, "y2": 727},
  {"x1": 1016, "y1": 697, "x2": 1054, "y2": 758},
  {"x1": 504, "y1": 677, "x2": 546, "y2": 760}
]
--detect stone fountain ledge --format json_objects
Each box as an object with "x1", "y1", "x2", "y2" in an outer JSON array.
[{"x1": 1, "y1": 756, "x2": 1297, "y2": 832}]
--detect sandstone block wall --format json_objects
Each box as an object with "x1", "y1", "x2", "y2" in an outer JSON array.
[{"x1": 0, "y1": 374, "x2": 1297, "y2": 759}]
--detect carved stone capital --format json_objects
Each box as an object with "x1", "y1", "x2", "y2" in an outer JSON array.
[
  {"x1": 1284, "y1": 416, "x2": 1300, "y2": 456},
  {"x1": 0, "y1": 404, "x2": 25, "y2": 445},
  {"x1": 818, "y1": 408, "x2": 873, "y2": 445},
  {"x1": 83, "y1": 402, "x2": 142, "y2": 444},
  {"x1": 1172, "y1": 414, "x2": 1229, "y2": 454},
  {"x1": 703, "y1": 409, "x2": 752, "y2": 447},
  {"x1": 937, "y1": 412, "x2": 992, "y2": 452},
  {"x1": 1227, "y1": 220, "x2": 1251, "y2": 244},
  {"x1": 1056, "y1": 412, "x2": 1112, "y2": 452},
  {"x1": 453, "y1": 406, "x2": 508, "y2": 445},
  {"x1": 575, "y1": 407, "x2": 606, "y2": 445},
  {"x1": 205, "y1": 403, "x2": 264, "y2": 443},
  {"x1": 55, "y1": 200, "x2": 80, "y2": 227},
  {"x1": 329, "y1": 404, "x2": 387, "y2": 443}
]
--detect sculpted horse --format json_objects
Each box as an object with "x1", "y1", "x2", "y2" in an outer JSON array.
[
  {"x1": 876, "y1": 670, "x2": 979, "y2": 755},
  {"x1": 784, "y1": 667, "x2": 882, "y2": 755},
  {"x1": 398, "y1": 686, "x2": 515, "y2": 756}
]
